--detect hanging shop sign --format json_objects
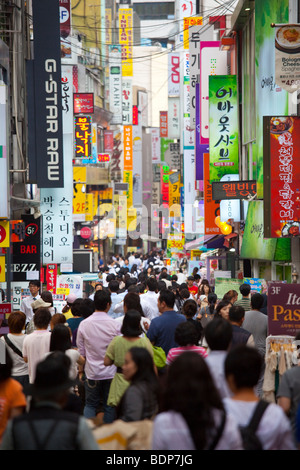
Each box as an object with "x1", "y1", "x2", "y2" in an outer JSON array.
[
  {"x1": 123, "y1": 125, "x2": 133, "y2": 170},
  {"x1": 168, "y1": 53, "x2": 180, "y2": 97},
  {"x1": 199, "y1": 42, "x2": 227, "y2": 145},
  {"x1": 109, "y1": 45, "x2": 122, "y2": 125},
  {"x1": 203, "y1": 153, "x2": 221, "y2": 236},
  {"x1": 73, "y1": 93, "x2": 94, "y2": 114},
  {"x1": 209, "y1": 75, "x2": 239, "y2": 183},
  {"x1": 160, "y1": 111, "x2": 168, "y2": 138},
  {"x1": 122, "y1": 78, "x2": 132, "y2": 125},
  {"x1": 264, "y1": 115, "x2": 300, "y2": 238},
  {"x1": 275, "y1": 24, "x2": 300, "y2": 93},
  {"x1": 212, "y1": 180, "x2": 257, "y2": 200},
  {"x1": 268, "y1": 282, "x2": 300, "y2": 336},
  {"x1": 74, "y1": 116, "x2": 92, "y2": 159},
  {"x1": 119, "y1": 8, "x2": 133, "y2": 77},
  {"x1": 12, "y1": 215, "x2": 40, "y2": 281},
  {"x1": 46, "y1": 264, "x2": 57, "y2": 294},
  {"x1": 32, "y1": 0, "x2": 64, "y2": 188}
]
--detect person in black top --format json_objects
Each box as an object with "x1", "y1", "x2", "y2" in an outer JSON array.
[
  {"x1": 228, "y1": 305, "x2": 255, "y2": 349},
  {"x1": 182, "y1": 299, "x2": 203, "y2": 344}
]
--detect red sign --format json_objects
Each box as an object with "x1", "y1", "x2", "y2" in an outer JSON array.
[
  {"x1": 104, "y1": 130, "x2": 114, "y2": 152},
  {"x1": 268, "y1": 282, "x2": 300, "y2": 336},
  {"x1": 46, "y1": 264, "x2": 57, "y2": 294},
  {"x1": 73, "y1": 93, "x2": 94, "y2": 114},
  {"x1": 160, "y1": 111, "x2": 168, "y2": 138},
  {"x1": 80, "y1": 227, "x2": 92, "y2": 239},
  {"x1": 98, "y1": 153, "x2": 110, "y2": 163},
  {"x1": 269, "y1": 116, "x2": 300, "y2": 237},
  {"x1": 132, "y1": 105, "x2": 138, "y2": 125},
  {"x1": 0, "y1": 303, "x2": 12, "y2": 316}
]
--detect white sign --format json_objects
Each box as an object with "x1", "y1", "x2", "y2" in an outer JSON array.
[
  {"x1": 168, "y1": 97, "x2": 180, "y2": 139},
  {"x1": 151, "y1": 128, "x2": 161, "y2": 163},
  {"x1": 41, "y1": 65, "x2": 73, "y2": 265},
  {"x1": 109, "y1": 45, "x2": 122, "y2": 124},
  {"x1": 122, "y1": 77, "x2": 132, "y2": 125},
  {"x1": 275, "y1": 24, "x2": 300, "y2": 93},
  {"x1": 168, "y1": 53, "x2": 180, "y2": 96},
  {"x1": 56, "y1": 274, "x2": 83, "y2": 297}
]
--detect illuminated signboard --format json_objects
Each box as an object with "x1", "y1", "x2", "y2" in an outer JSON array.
[
  {"x1": 98, "y1": 153, "x2": 111, "y2": 163},
  {"x1": 212, "y1": 180, "x2": 257, "y2": 200},
  {"x1": 264, "y1": 116, "x2": 300, "y2": 238},
  {"x1": 73, "y1": 93, "x2": 94, "y2": 114},
  {"x1": 74, "y1": 116, "x2": 92, "y2": 159}
]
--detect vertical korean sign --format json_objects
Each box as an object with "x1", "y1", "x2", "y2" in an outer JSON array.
[
  {"x1": 123, "y1": 125, "x2": 133, "y2": 209},
  {"x1": 264, "y1": 116, "x2": 300, "y2": 238},
  {"x1": 209, "y1": 75, "x2": 239, "y2": 183},
  {"x1": 119, "y1": 8, "x2": 133, "y2": 77},
  {"x1": 32, "y1": 0, "x2": 64, "y2": 187},
  {"x1": 109, "y1": 45, "x2": 122, "y2": 125},
  {"x1": 204, "y1": 153, "x2": 221, "y2": 236},
  {"x1": 41, "y1": 65, "x2": 73, "y2": 265}
]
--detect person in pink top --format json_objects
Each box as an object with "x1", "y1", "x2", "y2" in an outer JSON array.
[
  {"x1": 76, "y1": 289, "x2": 121, "y2": 424},
  {"x1": 166, "y1": 321, "x2": 207, "y2": 366}
]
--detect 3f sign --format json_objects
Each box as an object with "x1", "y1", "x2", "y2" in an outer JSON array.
[{"x1": 271, "y1": 286, "x2": 281, "y2": 295}]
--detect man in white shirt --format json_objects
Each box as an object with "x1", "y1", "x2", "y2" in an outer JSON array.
[
  {"x1": 20, "y1": 280, "x2": 41, "y2": 325},
  {"x1": 107, "y1": 280, "x2": 126, "y2": 319},
  {"x1": 140, "y1": 277, "x2": 160, "y2": 321}
]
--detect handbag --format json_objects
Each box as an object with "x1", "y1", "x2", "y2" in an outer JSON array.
[{"x1": 152, "y1": 345, "x2": 166, "y2": 369}]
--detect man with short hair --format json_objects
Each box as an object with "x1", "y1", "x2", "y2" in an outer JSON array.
[
  {"x1": 234, "y1": 283, "x2": 252, "y2": 311},
  {"x1": 0, "y1": 352, "x2": 99, "y2": 450},
  {"x1": 107, "y1": 279, "x2": 126, "y2": 319},
  {"x1": 76, "y1": 289, "x2": 121, "y2": 423},
  {"x1": 228, "y1": 305, "x2": 255, "y2": 349},
  {"x1": 140, "y1": 277, "x2": 159, "y2": 321},
  {"x1": 20, "y1": 280, "x2": 41, "y2": 325},
  {"x1": 146, "y1": 290, "x2": 186, "y2": 356}
]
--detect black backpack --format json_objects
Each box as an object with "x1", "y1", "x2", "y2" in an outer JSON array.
[{"x1": 239, "y1": 400, "x2": 269, "y2": 450}]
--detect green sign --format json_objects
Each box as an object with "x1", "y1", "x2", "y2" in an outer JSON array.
[
  {"x1": 240, "y1": 200, "x2": 291, "y2": 261},
  {"x1": 214, "y1": 278, "x2": 243, "y2": 300},
  {"x1": 209, "y1": 75, "x2": 239, "y2": 183}
]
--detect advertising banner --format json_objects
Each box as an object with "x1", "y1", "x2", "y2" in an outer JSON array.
[
  {"x1": 168, "y1": 98, "x2": 180, "y2": 139},
  {"x1": 255, "y1": 0, "x2": 289, "y2": 198},
  {"x1": 275, "y1": 24, "x2": 300, "y2": 93},
  {"x1": 73, "y1": 93, "x2": 94, "y2": 114},
  {"x1": 209, "y1": 75, "x2": 239, "y2": 183},
  {"x1": 215, "y1": 278, "x2": 243, "y2": 300},
  {"x1": 32, "y1": 0, "x2": 64, "y2": 188},
  {"x1": 151, "y1": 128, "x2": 161, "y2": 163},
  {"x1": 0, "y1": 220, "x2": 9, "y2": 247},
  {"x1": 212, "y1": 180, "x2": 257, "y2": 200},
  {"x1": 119, "y1": 8, "x2": 133, "y2": 77},
  {"x1": 74, "y1": 116, "x2": 92, "y2": 159},
  {"x1": 59, "y1": 0, "x2": 71, "y2": 58},
  {"x1": 160, "y1": 111, "x2": 168, "y2": 138},
  {"x1": 0, "y1": 85, "x2": 8, "y2": 218},
  {"x1": 123, "y1": 125, "x2": 133, "y2": 170},
  {"x1": 122, "y1": 78, "x2": 132, "y2": 125},
  {"x1": 189, "y1": 24, "x2": 201, "y2": 129},
  {"x1": 268, "y1": 282, "x2": 300, "y2": 336},
  {"x1": 46, "y1": 264, "x2": 57, "y2": 294},
  {"x1": 12, "y1": 215, "x2": 40, "y2": 281},
  {"x1": 41, "y1": 65, "x2": 73, "y2": 265},
  {"x1": 264, "y1": 115, "x2": 300, "y2": 238},
  {"x1": 109, "y1": 45, "x2": 122, "y2": 124},
  {"x1": 132, "y1": 123, "x2": 143, "y2": 206},
  {"x1": 168, "y1": 53, "x2": 180, "y2": 97},
  {"x1": 204, "y1": 153, "x2": 221, "y2": 236},
  {"x1": 199, "y1": 42, "x2": 227, "y2": 145}
]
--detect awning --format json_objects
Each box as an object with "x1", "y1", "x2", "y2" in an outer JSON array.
[{"x1": 184, "y1": 235, "x2": 217, "y2": 251}]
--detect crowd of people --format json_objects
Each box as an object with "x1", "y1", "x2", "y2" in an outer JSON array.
[{"x1": 0, "y1": 249, "x2": 299, "y2": 450}]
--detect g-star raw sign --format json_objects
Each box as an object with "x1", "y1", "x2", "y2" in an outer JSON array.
[
  {"x1": 268, "y1": 282, "x2": 300, "y2": 336},
  {"x1": 32, "y1": 0, "x2": 64, "y2": 187}
]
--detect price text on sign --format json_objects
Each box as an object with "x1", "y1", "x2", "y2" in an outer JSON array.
[{"x1": 56, "y1": 288, "x2": 70, "y2": 295}]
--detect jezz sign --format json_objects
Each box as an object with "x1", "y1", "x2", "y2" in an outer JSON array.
[
  {"x1": 209, "y1": 75, "x2": 239, "y2": 183},
  {"x1": 268, "y1": 282, "x2": 300, "y2": 336},
  {"x1": 264, "y1": 116, "x2": 300, "y2": 238},
  {"x1": 12, "y1": 215, "x2": 41, "y2": 281}
]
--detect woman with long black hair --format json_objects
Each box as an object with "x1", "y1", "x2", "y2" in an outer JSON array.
[
  {"x1": 152, "y1": 352, "x2": 243, "y2": 450},
  {"x1": 117, "y1": 347, "x2": 159, "y2": 422}
]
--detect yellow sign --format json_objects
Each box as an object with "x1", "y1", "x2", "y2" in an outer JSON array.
[
  {"x1": 73, "y1": 167, "x2": 86, "y2": 219},
  {"x1": 0, "y1": 220, "x2": 9, "y2": 248},
  {"x1": 167, "y1": 234, "x2": 185, "y2": 253},
  {"x1": 119, "y1": 8, "x2": 133, "y2": 76},
  {"x1": 56, "y1": 288, "x2": 70, "y2": 295},
  {"x1": 0, "y1": 256, "x2": 5, "y2": 282},
  {"x1": 123, "y1": 171, "x2": 133, "y2": 209},
  {"x1": 183, "y1": 16, "x2": 203, "y2": 49},
  {"x1": 85, "y1": 193, "x2": 94, "y2": 221}
]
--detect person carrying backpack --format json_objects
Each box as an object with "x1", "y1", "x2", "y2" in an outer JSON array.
[
  {"x1": 223, "y1": 345, "x2": 296, "y2": 450},
  {"x1": 0, "y1": 352, "x2": 99, "y2": 450}
]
